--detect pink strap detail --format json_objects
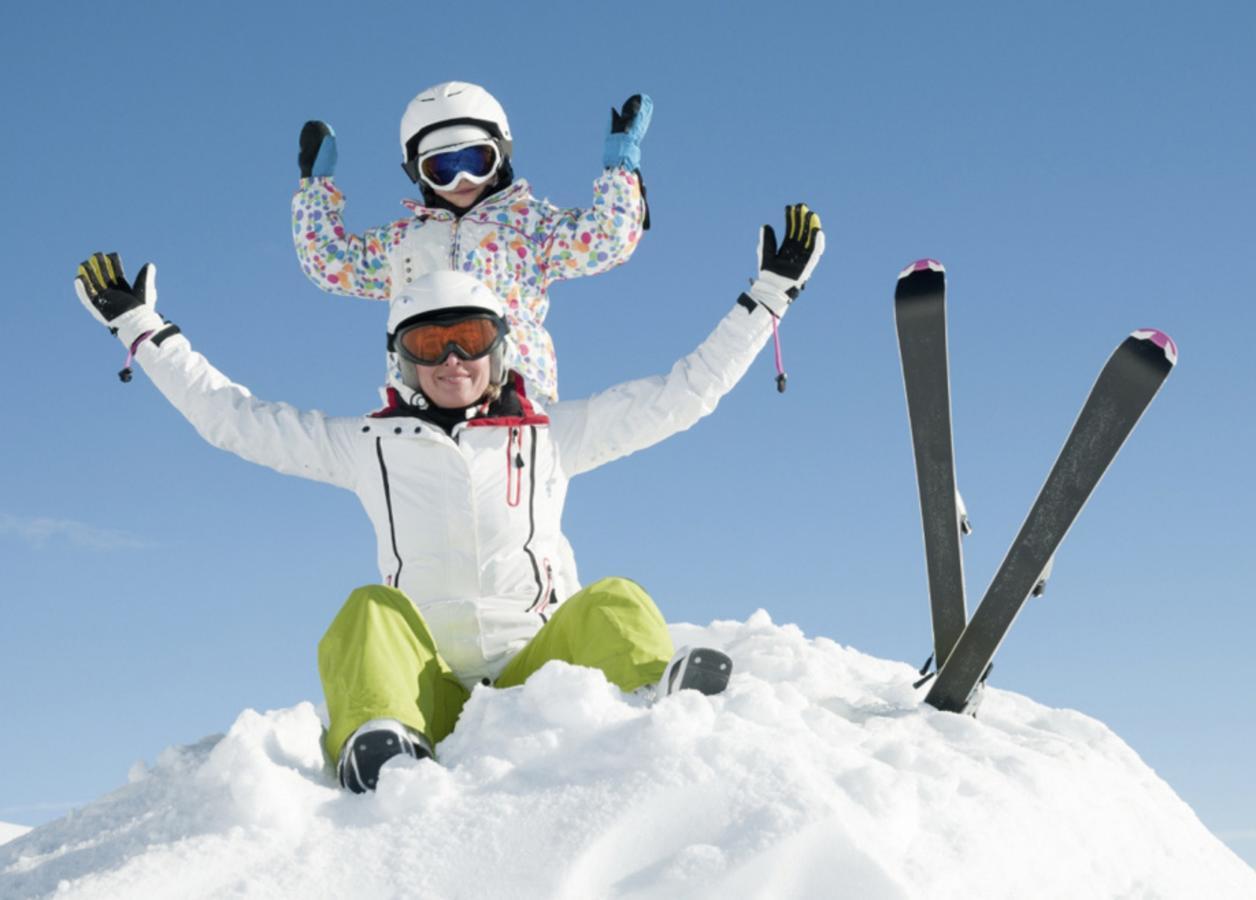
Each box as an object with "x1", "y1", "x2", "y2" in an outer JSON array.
[
  {"x1": 770, "y1": 314, "x2": 787, "y2": 393},
  {"x1": 124, "y1": 330, "x2": 155, "y2": 369},
  {"x1": 118, "y1": 330, "x2": 156, "y2": 383}
]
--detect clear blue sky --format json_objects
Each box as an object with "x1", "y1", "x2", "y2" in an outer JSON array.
[{"x1": 2, "y1": 0, "x2": 1252, "y2": 866}]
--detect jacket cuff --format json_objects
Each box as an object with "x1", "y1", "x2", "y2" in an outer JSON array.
[
  {"x1": 602, "y1": 136, "x2": 642, "y2": 170},
  {"x1": 113, "y1": 306, "x2": 168, "y2": 348},
  {"x1": 746, "y1": 278, "x2": 792, "y2": 318}
]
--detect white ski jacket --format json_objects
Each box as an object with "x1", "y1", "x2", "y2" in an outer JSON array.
[{"x1": 115, "y1": 294, "x2": 779, "y2": 687}]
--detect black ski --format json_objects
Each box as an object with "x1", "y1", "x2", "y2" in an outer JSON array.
[
  {"x1": 925, "y1": 329, "x2": 1178, "y2": 713},
  {"x1": 896, "y1": 259, "x2": 969, "y2": 669}
]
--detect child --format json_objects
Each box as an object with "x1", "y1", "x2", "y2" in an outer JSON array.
[{"x1": 292, "y1": 81, "x2": 651, "y2": 403}]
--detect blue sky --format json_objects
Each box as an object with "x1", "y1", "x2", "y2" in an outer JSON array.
[{"x1": 2, "y1": 0, "x2": 1253, "y2": 866}]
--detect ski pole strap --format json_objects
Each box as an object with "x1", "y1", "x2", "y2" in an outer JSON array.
[
  {"x1": 118, "y1": 330, "x2": 155, "y2": 383},
  {"x1": 771, "y1": 313, "x2": 787, "y2": 393}
]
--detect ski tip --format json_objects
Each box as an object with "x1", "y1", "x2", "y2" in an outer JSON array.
[
  {"x1": 898, "y1": 258, "x2": 945, "y2": 280},
  {"x1": 1131, "y1": 328, "x2": 1179, "y2": 365}
]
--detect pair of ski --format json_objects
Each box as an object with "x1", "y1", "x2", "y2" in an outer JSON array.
[{"x1": 895, "y1": 259, "x2": 1177, "y2": 714}]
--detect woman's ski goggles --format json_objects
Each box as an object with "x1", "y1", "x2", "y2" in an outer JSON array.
[
  {"x1": 394, "y1": 313, "x2": 507, "y2": 366},
  {"x1": 416, "y1": 141, "x2": 501, "y2": 191}
]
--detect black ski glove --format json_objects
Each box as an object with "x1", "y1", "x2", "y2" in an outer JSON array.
[
  {"x1": 749, "y1": 203, "x2": 825, "y2": 317},
  {"x1": 75, "y1": 253, "x2": 154, "y2": 327},
  {"x1": 76, "y1": 252, "x2": 170, "y2": 381},
  {"x1": 299, "y1": 120, "x2": 338, "y2": 179}
]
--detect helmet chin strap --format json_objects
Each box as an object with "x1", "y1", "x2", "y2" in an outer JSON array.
[{"x1": 489, "y1": 343, "x2": 509, "y2": 388}]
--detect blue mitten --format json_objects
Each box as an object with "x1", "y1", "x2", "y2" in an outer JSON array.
[
  {"x1": 602, "y1": 94, "x2": 652, "y2": 170},
  {"x1": 299, "y1": 120, "x2": 338, "y2": 179}
]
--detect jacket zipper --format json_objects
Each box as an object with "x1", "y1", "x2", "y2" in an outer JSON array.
[
  {"x1": 537, "y1": 560, "x2": 555, "y2": 621},
  {"x1": 506, "y1": 428, "x2": 524, "y2": 507},
  {"x1": 375, "y1": 438, "x2": 403, "y2": 586}
]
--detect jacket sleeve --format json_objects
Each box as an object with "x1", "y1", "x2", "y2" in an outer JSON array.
[
  {"x1": 536, "y1": 166, "x2": 645, "y2": 287},
  {"x1": 548, "y1": 297, "x2": 775, "y2": 477},
  {"x1": 118, "y1": 309, "x2": 363, "y2": 490},
  {"x1": 292, "y1": 177, "x2": 396, "y2": 301}
]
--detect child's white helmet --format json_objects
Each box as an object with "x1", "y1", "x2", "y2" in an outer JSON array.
[{"x1": 399, "y1": 82, "x2": 513, "y2": 183}]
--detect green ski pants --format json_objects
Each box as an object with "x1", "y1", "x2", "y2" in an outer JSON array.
[{"x1": 318, "y1": 577, "x2": 674, "y2": 760}]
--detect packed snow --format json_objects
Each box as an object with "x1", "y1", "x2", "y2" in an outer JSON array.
[
  {"x1": 2, "y1": 611, "x2": 1251, "y2": 899},
  {"x1": 0, "y1": 823, "x2": 30, "y2": 847}
]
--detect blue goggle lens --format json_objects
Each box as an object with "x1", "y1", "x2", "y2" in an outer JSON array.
[{"x1": 419, "y1": 145, "x2": 498, "y2": 188}]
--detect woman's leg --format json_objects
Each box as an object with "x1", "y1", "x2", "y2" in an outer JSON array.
[
  {"x1": 318, "y1": 585, "x2": 469, "y2": 760},
  {"x1": 496, "y1": 577, "x2": 674, "y2": 692}
]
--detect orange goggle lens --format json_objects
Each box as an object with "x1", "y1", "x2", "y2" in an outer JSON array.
[{"x1": 396, "y1": 316, "x2": 503, "y2": 365}]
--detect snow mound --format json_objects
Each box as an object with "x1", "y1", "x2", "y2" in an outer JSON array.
[
  {"x1": 0, "y1": 824, "x2": 30, "y2": 848},
  {"x1": 2, "y1": 611, "x2": 1252, "y2": 899}
]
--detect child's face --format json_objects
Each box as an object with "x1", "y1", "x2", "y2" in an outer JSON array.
[{"x1": 435, "y1": 175, "x2": 491, "y2": 210}]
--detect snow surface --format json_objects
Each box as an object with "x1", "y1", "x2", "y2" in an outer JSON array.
[
  {"x1": 2, "y1": 612, "x2": 1252, "y2": 899},
  {"x1": 0, "y1": 823, "x2": 30, "y2": 847}
]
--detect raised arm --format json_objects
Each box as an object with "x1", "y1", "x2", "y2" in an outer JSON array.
[
  {"x1": 75, "y1": 253, "x2": 363, "y2": 489},
  {"x1": 292, "y1": 121, "x2": 395, "y2": 300},
  {"x1": 550, "y1": 204, "x2": 825, "y2": 476},
  {"x1": 537, "y1": 95, "x2": 653, "y2": 286}
]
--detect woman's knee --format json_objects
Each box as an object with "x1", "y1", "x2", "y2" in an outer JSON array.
[
  {"x1": 580, "y1": 576, "x2": 652, "y2": 609},
  {"x1": 341, "y1": 584, "x2": 411, "y2": 613},
  {"x1": 320, "y1": 584, "x2": 414, "y2": 649},
  {"x1": 575, "y1": 576, "x2": 668, "y2": 637}
]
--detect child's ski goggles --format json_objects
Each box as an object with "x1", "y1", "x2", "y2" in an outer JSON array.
[
  {"x1": 393, "y1": 313, "x2": 507, "y2": 366},
  {"x1": 416, "y1": 141, "x2": 501, "y2": 191}
]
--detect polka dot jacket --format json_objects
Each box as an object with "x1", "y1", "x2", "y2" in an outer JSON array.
[{"x1": 292, "y1": 168, "x2": 646, "y2": 402}]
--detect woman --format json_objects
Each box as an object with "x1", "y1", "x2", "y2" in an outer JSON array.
[{"x1": 75, "y1": 204, "x2": 824, "y2": 793}]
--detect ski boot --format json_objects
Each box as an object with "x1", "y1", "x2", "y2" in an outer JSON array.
[
  {"x1": 637, "y1": 646, "x2": 733, "y2": 703},
  {"x1": 337, "y1": 718, "x2": 433, "y2": 794}
]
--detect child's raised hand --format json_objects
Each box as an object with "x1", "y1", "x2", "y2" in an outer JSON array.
[
  {"x1": 299, "y1": 121, "x2": 338, "y2": 179},
  {"x1": 603, "y1": 94, "x2": 653, "y2": 170}
]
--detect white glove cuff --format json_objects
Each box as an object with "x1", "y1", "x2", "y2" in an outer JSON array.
[
  {"x1": 748, "y1": 275, "x2": 793, "y2": 318},
  {"x1": 113, "y1": 306, "x2": 166, "y2": 348}
]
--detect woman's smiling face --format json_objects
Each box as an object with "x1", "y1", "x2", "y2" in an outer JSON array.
[{"x1": 416, "y1": 353, "x2": 491, "y2": 408}]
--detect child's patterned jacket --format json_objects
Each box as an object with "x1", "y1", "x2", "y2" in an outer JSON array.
[{"x1": 292, "y1": 167, "x2": 645, "y2": 401}]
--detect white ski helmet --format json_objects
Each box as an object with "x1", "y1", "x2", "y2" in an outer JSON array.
[
  {"x1": 399, "y1": 82, "x2": 513, "y2": 184},
  {"x1": 386, "y1": 271, "x2": 513, "y2": 404}
]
